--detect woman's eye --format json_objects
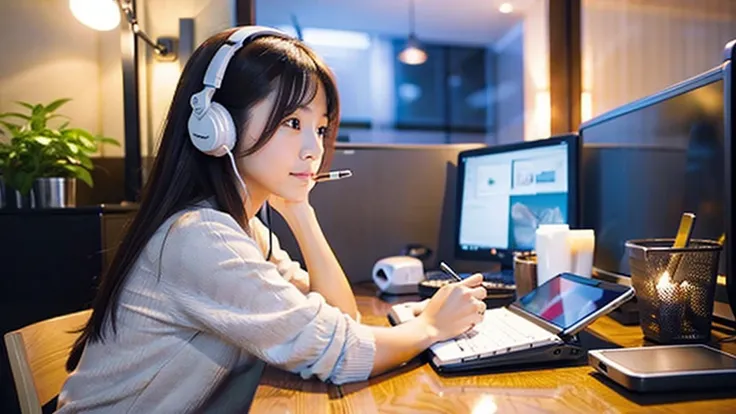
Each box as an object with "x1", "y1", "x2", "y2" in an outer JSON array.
[
  {"x1": 283, "y1": 118, "x2": 300, "y2": 130},
  {"x1": 317, "y1": 126, "x2": 328, "y2": 137}
]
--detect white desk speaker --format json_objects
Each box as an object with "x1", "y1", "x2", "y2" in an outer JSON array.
[{"x1": 372, "y1": 256, "x2": 424, "y2": 295}]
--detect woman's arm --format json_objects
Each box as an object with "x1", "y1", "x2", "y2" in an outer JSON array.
[
  {"x1": 369, "y1": 275, "x2": 487, "y2": 376},
  {"x1": 276, "y1": 202, "x2": 359, "y2": 319}
]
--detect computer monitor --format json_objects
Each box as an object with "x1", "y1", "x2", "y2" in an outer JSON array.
[
  {"x1": 454, "y1": 134, "x2": 581, "y2": 268},
  {"x1": 580, "y1": 67, "x2": 727, "y2": 280},
  {"x1": 579, "y1": 42, "x2": 735, "y2": 322}
]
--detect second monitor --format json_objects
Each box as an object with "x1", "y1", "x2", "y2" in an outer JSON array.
[{"x1": 454, "y1": 134, "x2": 580, "y2": 270}]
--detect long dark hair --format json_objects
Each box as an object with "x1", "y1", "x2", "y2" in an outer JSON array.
[{"x1": 67, "y1": 28, "x2": 340, "y2": 371}]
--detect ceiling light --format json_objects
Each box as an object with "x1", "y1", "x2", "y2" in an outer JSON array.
[
  {"x1": 398, "y1": 0, "x2": 427, "y2": 65},
  {"x1": 499, "y1": 3, "x2": 514, "y2": 14},
  {"x1": 398, "y1": 35, "x2": 428, "y2": 65}
]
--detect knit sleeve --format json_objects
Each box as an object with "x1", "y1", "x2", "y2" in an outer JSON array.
[
  {"x1": 160, "y1": 209, "x2": 375, "y2": 385},
  {"x1": 249, "y1": 217, "x2": 310, "y2": 294}
]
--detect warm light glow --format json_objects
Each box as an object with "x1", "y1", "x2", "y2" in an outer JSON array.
[
  {"x1": 499, "y1": 3, "x2": 514, "y2": 14},
  {"x1": 472, "y1": 394, "x2": 498, "y2": 414},
  {"x1": 69, "y1": 0, "x2": 120, "y2": 31},
  {"x1": 657, "y1": 271, "x2": 672, "y2": 291},
  {"x1": 398, "y1": 45, "x2": 428, "y2": 65},
  {"x1": 528, "y1": 90, "x2": 551, "y2": 140},
  {"x1": 581, "y1": 91, "x2": 593, "y2": 122}
]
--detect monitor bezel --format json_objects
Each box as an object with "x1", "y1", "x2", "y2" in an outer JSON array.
[
  {"x1": 579, "y1": 63, "x2": 728, "y2": 285},
  {"x1": 453, "y1": 133, "x2": 581, "y2": 266}
]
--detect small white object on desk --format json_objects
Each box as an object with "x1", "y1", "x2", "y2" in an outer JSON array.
[
  {"x1": 535, "y1": 225, "x2": 597, "y2": 285},
  {"x1": 568, "y1": 229, "x2": 595, "y2": 277},
  {"x1": 372, "y1": 256, "x2": 424, "y2": 295},
  {"x1": 535, "y1": 224, "x2": 572, "y2": 286}
]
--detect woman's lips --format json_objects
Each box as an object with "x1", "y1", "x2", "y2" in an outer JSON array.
[{"x1": 289, "y1": 172, "x2": 313, "y2": 181}]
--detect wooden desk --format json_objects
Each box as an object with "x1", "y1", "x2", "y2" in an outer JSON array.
[{"x1": 251, "y1": 283, "x2": 736, "y2": 413}]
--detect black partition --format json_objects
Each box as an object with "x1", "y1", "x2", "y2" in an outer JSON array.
[
  {"x1": 0, "y1": 205, "x2": 136, "y2": 413},
  {"x1": 269, "y1": 143, "x2": 483, "y2": 283}
]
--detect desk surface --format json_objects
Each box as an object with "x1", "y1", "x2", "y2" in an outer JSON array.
[{"x1": 250, "y1": 283, "x2": 736, "y2": 413}]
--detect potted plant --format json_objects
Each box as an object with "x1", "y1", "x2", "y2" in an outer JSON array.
[
  {"x1": 0, "y1": 98, "x2": 119, "y2": 208},
  {"x1": 0, "y1": 141, "x2": 8, "y2": 208}
]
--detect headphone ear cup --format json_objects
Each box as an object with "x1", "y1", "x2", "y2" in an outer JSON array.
[
  {"x1": 188, "y1": 102, "x2": 237, "y2": 157},
  {"x1": 210, "y1": 102, "x2": 237, "y2": 154}
]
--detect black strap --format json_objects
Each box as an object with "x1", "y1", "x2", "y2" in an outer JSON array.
[{"x1": 265, "y1": 202, "x2": 273, "y2": 261}]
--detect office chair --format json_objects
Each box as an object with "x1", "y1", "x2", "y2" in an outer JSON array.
[{"x1": 4, "y1": 309, "x2": 91, "y2": 414}]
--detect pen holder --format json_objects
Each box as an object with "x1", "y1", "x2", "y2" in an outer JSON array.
[
  {"x1": 626, "y1": 238, "x2": 722, "y2": 344},
  {"x1": 513, "y1": 252, "x2": 537, "y2": 298}
]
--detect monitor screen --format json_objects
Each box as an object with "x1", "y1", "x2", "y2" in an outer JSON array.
[
  {"x1": 516, "y1": 273, "x2": 626, "y2": 330},
  {"x1": 455, "y1": 135, "x2": 579, "y2": 264},
  {"x1": 580, "y1": 68, "x2": 726, "y2": 279}
]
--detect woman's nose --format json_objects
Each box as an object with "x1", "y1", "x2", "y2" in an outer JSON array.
[{"x1": 301, "y1": 128, "x2": 322, "y2": 160}]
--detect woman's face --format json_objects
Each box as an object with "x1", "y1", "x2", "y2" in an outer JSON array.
[{"x1": 237, "y1": 80, "x2": 329, "y2": 206}]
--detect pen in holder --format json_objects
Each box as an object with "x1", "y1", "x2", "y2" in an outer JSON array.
[{"x1": 626, "y1": 238, "x2": 722, "y2": 344}]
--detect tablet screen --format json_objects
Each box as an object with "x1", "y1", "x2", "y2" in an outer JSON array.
[
  {"x1": 601, "y1": 346, "x2": 736, "y2": 373},
  {"x1": 515, "y1": 273, "x2": 628, "y2": 330}
]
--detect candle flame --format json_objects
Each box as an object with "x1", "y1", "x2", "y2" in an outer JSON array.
[{"x1": 657, "y1": 271, "x2": 672, "y2": 290}]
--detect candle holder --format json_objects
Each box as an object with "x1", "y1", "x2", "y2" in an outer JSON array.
[{"x1": 626, "y1": 238, "x2": 722, "y2": 344}]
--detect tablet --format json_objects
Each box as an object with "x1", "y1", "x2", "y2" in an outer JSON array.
[
  {"x1": 589, "y1": 345, "x2": 736, "y2": 393},
  {"x1": 510, "y1": 273, "x2": 635, "y2": 337}
]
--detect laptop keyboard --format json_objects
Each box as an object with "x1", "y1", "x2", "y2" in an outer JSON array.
[{"x1": 431, "y1": 307, "x2": 561, "y2": 364}]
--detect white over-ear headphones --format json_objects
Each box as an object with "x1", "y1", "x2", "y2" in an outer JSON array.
[{"x1": 187, "y1": 26, "x2": 291, "y2": 157}]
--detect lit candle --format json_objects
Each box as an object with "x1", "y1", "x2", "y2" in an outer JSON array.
[{"x1": 655, "y1": 271, "x2": 688, "y2": 340}]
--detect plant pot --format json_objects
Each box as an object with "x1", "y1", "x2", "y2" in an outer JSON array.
[
  {"x1": 33, "y1": 177, "x2": 77, "y2": 208},
  {"x1": 0, "y1": 175, "x2": 5, "y2": 209},
  {"x1": 6, "y1": 187, "x2": 35, "y2": 209}
]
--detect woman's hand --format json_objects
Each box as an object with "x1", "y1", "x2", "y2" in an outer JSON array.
[
  {"x1": 267, "y1": 176, "x2": 317, "y2": 220},
  {"x1": 416, "y1": 274, "x2": 487, "y2": 343},
  {"x1": 267, "y1": 194, "x2": 313, "y2": 222}
]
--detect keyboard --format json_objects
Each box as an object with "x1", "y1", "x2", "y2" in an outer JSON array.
[
  {"x1": 420, "y1": 270, "x2": 517, "y2": 308},
  {"x1": 430, "y1": 307, "x2": 561, "y2": 364}
]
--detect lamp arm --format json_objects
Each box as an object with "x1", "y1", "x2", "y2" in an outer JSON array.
[{"x1": 119, "y1": 0, "x2": 169, "y2": 56}]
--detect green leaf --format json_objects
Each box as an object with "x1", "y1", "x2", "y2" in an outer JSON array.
[
  {"x1": 14, "y1": 171, "x2": 35, "y2": 195},
  {"x1": 66, "y1": 142, "x2": 79, "y2": 154},
  {"x1": 15, "y1": 101, "x2": 35, "y2": 111},
  {"x1": 73, "y1": 154, "x2": 94, "y2": 170},
  {"x1": 0, "y1": 112, "x2": 31, "y2": 121},
  {"x1": 96, "y1": 136, "x2": 120, "y2": 146},
  {"x1": 32, "y1": 137, "x2": 52, "y2": 146},
  {"x1": 67, "y1": 128, "x2": 94, "y2": 140},
  {"x1": 0, "y1": 121, "x2": 21, "y2": 135},
  {"x1": 45, "y1": 98, "x2": 71, "y2": 113},
  {"x1": 78, "y1": 136, "x2": 95, "y2": 151},
  {"x1": 63, "y1": 164, "x2": 93, "y2": 187}
]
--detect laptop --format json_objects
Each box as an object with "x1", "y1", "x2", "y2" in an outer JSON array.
[{"x1": 388, "y1": 273, "x2": 635, "y2": 373}]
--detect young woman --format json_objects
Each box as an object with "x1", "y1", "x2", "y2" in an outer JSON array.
[{"x1": 57, "y1": 26, "x2": 486, "y2": 413}]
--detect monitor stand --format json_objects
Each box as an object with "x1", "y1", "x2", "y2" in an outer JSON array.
[{"x1": 607, "y1": 297, "x2": 640, "y2": 326}]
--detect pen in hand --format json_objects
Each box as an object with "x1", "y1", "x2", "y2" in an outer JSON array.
[{"x1": 439, "y1": 261, "x2": 464, "y2": 282}]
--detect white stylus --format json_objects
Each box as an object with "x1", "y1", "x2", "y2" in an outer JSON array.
[{"x1": 314, "y1": 169, "x2": 353, "y2": 182}]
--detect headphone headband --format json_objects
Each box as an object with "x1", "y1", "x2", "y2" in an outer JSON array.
[
  {"x1": 203, "y1": 26, "x2": 288, "y2": 89},
  {"x1": 188, "y1": 26, "x2": 291, "y2": 157}
]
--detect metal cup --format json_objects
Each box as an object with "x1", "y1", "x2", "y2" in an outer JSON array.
[
  {"x1": 0, "y1": 176, "x2": 5, "y2": 209},
  {"x1": 514, "y1": 252, "x2": 537, "y2": 298},
  {"x1": 33, "y1": 177, "x2": 77, "y2": 208}
]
